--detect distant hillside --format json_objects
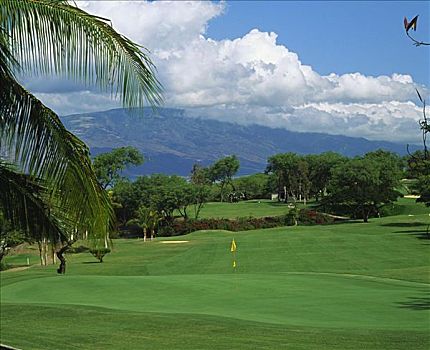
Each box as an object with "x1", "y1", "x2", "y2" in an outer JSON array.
[{"x1": 62, "y1": 107, "x2": 416, "y2": 176}]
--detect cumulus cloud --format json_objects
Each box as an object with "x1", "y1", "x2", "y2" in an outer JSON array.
[{"x1": 27, "y1": 0, "x2": 427, "y2": 144}]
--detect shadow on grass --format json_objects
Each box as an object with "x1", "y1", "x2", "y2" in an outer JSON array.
[
  {"x1": 81, "y1": 261, "x2": 101, "y2": 264},
  {"x1": 393, "y1": 230, "x2": 430, "y2": 240},
  {"x1": 381, "y1": 222, "x2": 427, "y2": 227},
  {"x1": 332, "y1": 219, "x2": 362, "y2": 225},
  {"x1": 396, "y1": 292, "x2": 430, "y2": 310},
  {"x1": 264, "y1": 201, "x2": 291, "y2": 207}
]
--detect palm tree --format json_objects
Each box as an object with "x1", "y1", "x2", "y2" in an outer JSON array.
[
  {"x1": 0, "y1": 0, "x2": 162, "y2": 272},
  {"x1": 127, "y1": 206, "x2": 152, "y2": 242}
]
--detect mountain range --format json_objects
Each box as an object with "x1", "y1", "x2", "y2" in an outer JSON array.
[{"x1": 61, "y1": 107, "x2": 417, "y2": 176}]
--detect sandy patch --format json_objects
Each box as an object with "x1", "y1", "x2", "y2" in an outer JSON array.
[
  {"x1": 2, "y1": 265, "x2": 31, "y2": 273},
  {"x1": 160, "y1": 241, "x2": 189, "y2": 244}
]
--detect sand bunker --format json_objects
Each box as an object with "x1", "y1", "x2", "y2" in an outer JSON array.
[{"x1": 160, "y1": 240, "x2": 189, "y2": 244}]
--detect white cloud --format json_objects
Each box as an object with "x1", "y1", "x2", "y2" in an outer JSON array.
[
  {"x1": 35, "y1": 91, "x2": 121, "y2": 116},
  {"x1": 29, "y1": 1, "x2": 427, "y2": 144},
  {"x1": 187, "y1": 101, "x2": 422, "y2": 143}
]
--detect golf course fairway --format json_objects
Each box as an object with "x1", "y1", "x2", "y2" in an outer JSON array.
[{"x1": 1, "y1": 201, "x2": 429, "y2": 349}]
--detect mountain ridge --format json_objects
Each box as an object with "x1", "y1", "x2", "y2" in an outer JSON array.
[{"x1": 61, "y1": 107, "x2": 417, "y2": 176}]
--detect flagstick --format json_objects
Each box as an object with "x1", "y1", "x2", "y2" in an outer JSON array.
[
  {"x1": 234, "y1": 251, "x2": 238, "y2": 291},
  {"x1": 231, "y1": 237, "x2": 238, "y2": 290}
]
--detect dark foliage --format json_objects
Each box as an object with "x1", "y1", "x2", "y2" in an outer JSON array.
[
  {"x1": 158, "y1": 209, "x2": 334, "y2": 236},
  {"x1": 89, "y1": 248, "x2": 111, "y2": 263}
]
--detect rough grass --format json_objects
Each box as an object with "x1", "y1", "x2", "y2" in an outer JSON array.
[{"x1": 1, "y1": 198, "x2": 429, "y2": 349}]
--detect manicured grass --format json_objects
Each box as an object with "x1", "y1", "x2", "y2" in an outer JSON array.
[
  {"x1": 2, "y1": 304, "x2": 426, "y2": 350},
  {"x1": 383, "y1": 197, "x2": 430, "y2": 216},
  {"x1": 196, "y1": 199, "x2": 300, "y2": 219},
  {"x1": 186, "y1": 197, "x2": 428, "y2": 220},
  {"x1": 1, "y1": 198, "x2": 429, "y2": 349}
]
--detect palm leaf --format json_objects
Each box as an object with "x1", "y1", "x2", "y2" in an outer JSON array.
[
  {"x1": 0, "y1": 0, "x2": 163, "y2": 107},
  {"x1": 0, "y1": 161, "x2": 69, "y2": 244},
  {"x1": 0, "y1": 73, "x2": 114, "y2": 245},
  {"x1": 0, "y1": 0, "x2": 164, "y2": 248},
  {"x1": 0, "y1": 27, "x2": 18, "y2": 78}
]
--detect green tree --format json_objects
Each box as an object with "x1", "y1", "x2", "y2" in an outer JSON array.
[
  {"x1": 0, "y1": 0, "x2": 162, "y2": 273},
  {"x1": 266, "y1": 153, "x2": 310, "y2": 203},
  {"x1": 305, "y1": 152, "x2": 346, "y2": 201},
  {"x1": 407, "y1": 150, "x2": 430, "y2": 206},
  {"x1": 208, "y1": 155, "x2": 240, "y2": 202},
  {"x1": 117, "y1": 174, "x2": 210, "y2": 230},
  {"x1": 189, "y1": 184, "x2": 211, "y2": 219},
  {"x1": 326, "y1": 156, "x2": 401, "y2": 222},
  {"x1": 112, "y1": 180, "x2": 141, "y2": 225},
  {"x1": 94, "y1": 146, "x2": 144, "y2": 189},
  {"x1": 233, "y1": 173, "x2": 271, "y2": 200},
  {"x1": 138, "y1": 175, "x2": 185, "y2": 222},
  {"x1": 190, "y1": 163, "x2": 211, "y2": 186}
]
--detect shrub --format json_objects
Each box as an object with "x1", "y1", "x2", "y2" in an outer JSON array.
[
  {"x1": 158, "y1": 210, "x2": 333, "y2": 237},
  {"x1": 298, "y1": 209, "x2": 334, "y2": 225},
  {"x1": 89, "y1": 248, "x2": 111, "y2": 262},
  {"x1": 285, "y1": 207, "x2": 299, "y2": 226}
]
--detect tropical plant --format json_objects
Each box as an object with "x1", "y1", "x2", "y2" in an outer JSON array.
[
  {"x1": 0, "y1": 0, "x2": 162, "y2": 272},
  {"x1": 127, "y1": 205, "x2": 153, "y2": 241},
  {"x1": 93, "y1": 146, "x2": 144, "y2": 189},
  {"x1": 208, "y1": 155, "x2": 240, "y2": 202}
]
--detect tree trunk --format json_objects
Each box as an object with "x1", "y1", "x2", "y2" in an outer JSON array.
[
  {"x1": 363, "y1": 209, "x2": 369, "y2": 223},
  {"x1": 51, "y1": 244, "x2": 57, "y2": 264},
  {"x1": 56, "y1": 239, "x2": 75, "y2": 274},
  {"x1": 56, "y1": 248, "x2": 67, "y2": 274},
  {"x1": 143, "y1": 228, "x2": 147, "y2": 242},
  {"x1": 104, "y1": 233, "x2": 109, "y2": 249},
  {"x1": 43, "y1": 238, "x2": 49, "y2": 265},
  {"x1": 38, "y1": 241, "x2": 46, "y2": 266}
]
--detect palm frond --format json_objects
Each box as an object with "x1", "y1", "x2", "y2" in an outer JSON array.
[
  {"x1": 0, "y1": 0, "x2": 163, "y2": 108},
  {"x1": 0, "y1": 74, "x2": 114, "y2": 245},
  {"x1": 0, "y1": 26, "x2": 18, "y2": 80},
  {"x1": 0, "y1": 161, "x2": 68, "y2": 244}
]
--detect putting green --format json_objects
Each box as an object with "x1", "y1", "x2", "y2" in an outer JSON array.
[{"x1": 1, "y1": 273, "x2": 427, "y2": 330}]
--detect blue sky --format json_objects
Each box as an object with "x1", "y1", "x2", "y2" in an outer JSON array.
[
  {"x1": 29, "y1": 1, "x2": 430, "y2": 144},
  {"x1": 207, "y1": 1, "x2": 429, "y2": 85}
]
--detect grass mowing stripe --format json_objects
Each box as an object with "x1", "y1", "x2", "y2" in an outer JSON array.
[
  {"x1": 1, "y1": 198, "x2": 428, "y2": 349},
  {"x1": 2, "y1": 273, "x2": 428, "y2": 330},
  {"x1": 1, "y1": 303, "x2": 429, "y2": 350}
]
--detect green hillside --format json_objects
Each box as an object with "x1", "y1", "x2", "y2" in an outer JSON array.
[{"x1": 1, "y1": 199, "x2": 429, "y2": 349}]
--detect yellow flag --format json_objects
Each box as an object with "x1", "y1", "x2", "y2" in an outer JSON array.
[
  {"x1": 233, "y1": 260, "x2": 236, "y2": 268},
  {"x1": 230, "y1": 239, "x2": 237, "y2": 252}
]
